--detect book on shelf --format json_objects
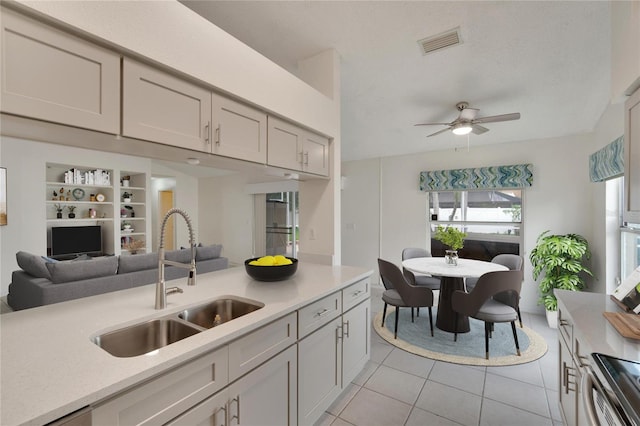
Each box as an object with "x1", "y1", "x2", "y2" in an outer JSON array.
[{"x1": 63, "y1": 168, "x2": 111, "y2": 185}]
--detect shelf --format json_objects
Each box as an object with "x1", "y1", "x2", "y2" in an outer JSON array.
[
  {"x1": 47, "y1": 182, "x2": 112, "y2": 189},
  {"x1": 46, "y1": 218, "x2": 113, "y2": 223},
  {"x1": 121, "y1": 202, "x2": 144, "y2": 206},
  {"x1": 120, "y1": 186, "x2": 145, "y2": 191},
  {"x1": 120, "y1": 232, "x2": 145, "y2": 236},
  {"x1": 46, "y1": 200, "x2": 113, "y2": 205}
]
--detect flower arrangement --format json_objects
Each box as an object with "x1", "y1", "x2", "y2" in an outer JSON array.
[
  {"x1": 433, "y1": 225, "x2": 467, "y2": 251},
  {"x1": 123, "y1": 238, "x2": 145, "y2": 254}
]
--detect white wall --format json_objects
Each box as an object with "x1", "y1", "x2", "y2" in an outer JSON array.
[
  {"x1": 198, "y1": 174, "x2": 254, "y2": 266},
  {"x1": 342, "y1": 130, "x2": 614, "y2": 314},
  {"x1": 0, "y1": 137, "x2": 152, "y2": 296}
]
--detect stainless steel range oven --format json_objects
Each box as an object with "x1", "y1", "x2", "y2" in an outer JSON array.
[{"x1": 581, "y1": 353, "x2": 640, "y2": 426}]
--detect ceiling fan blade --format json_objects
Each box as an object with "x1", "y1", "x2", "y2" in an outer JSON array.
[
  {"x1": 426, "y1": 127, "x2": 451, "y2": 138},
  {"x1": 471, "y1": 124, "x2": 489, "y2": 135},
  {"x1": 473, "y1": 112, "x2": 520, "y2": 124},
  {"x1": 414, "y1": 122, "x2": 451, "y2": 127},
  {"x1": 459, "y1": 108, "x2": 479, "y2": 121}
]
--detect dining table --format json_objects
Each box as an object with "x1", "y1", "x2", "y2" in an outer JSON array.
[{"x1": 402, "y1": 257, "x2": 508, "y2": 333}]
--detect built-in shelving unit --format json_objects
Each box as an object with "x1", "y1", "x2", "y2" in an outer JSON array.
[
  {"x1": 119, "y1": 172, "x2": 147, "y2": 254},
  {"x1": 45, "y1": 163, "x2": 115, "y2": 254}
]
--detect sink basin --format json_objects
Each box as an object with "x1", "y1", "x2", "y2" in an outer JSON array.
[
  {"x1": 179, "y1": 298, "x2": 264, "y2": 329},
  {"x1": 93, "y1": 318, "x2": 200, "y2": 357}
]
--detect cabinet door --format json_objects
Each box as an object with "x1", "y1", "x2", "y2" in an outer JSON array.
[
  {"x1": 212, "y1": 93, "x2": 267, "y2": 164},
  {"x1": 624, "y1": 88, "x2": 640, "y2": 223},
  {"x1": 302, "y1": 131, "x2": 330, "y2": 176},
  {"x1": 228, "y1": 345, "x2": 297, "y2": 426},
  {"x1": 298, "y1": 317, "x2": 342, "y2": 425},
  {"x1": 341, "y1": 300, "x2": 370, "y2": 386},
  {"x1": 559, "y1": 338, "x2": 578, "y2": 426},
  {"x1": 267, "y1": 116, "x2": 304, "y2": 171},
  {"x1": 0, "y1": 7, "x2": 120, "y2": 133},
  {"x1": 122, "y1": 58, "x2": 211, "y2": 151}
]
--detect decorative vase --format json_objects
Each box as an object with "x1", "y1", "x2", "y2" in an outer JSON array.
[
  {"x1": 546, "y1": 309, "x2": 558, "y2": 329},
  {"x1": 68, "y1": 213, "x2": 75, "y2": 219},
  {"x1": 123, "y1": 198, "x2": 131, "y2": 203},
  {"x1": 56, "y1": 212, "x2": 62, "y2": 219},
  {"x1": 445, "y1": 250, "x2": 458, "y2": 266}
]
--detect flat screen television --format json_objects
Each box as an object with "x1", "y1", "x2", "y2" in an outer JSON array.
[{"x1": 51, "y1": 225, "x2": 102, "y2": 257}]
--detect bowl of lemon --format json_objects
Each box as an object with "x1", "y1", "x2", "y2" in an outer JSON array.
[{"x1": 244, "y1": 255, "x2": 298, "y2": 281}]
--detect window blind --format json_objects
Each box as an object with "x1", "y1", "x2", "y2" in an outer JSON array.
[
  {"x1": 589, "y1": 136, "x2": 624, "y2": 182},
  {"x1": 419, "y1": 164, "x2": 533, "y2": 191}
]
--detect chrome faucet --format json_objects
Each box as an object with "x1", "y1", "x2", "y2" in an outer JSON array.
[{"x1": 156, "y1": 208, "x2": 197, "y2": 309}]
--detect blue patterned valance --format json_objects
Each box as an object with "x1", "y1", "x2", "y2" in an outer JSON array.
[
  {"x1": 419, "y1": 164, "x2": 533, "y2": 191},
  {"x1": 589, "y1": 136, "x2": 624, "y2": 182}
]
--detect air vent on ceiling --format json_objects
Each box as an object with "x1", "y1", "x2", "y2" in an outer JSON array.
[{"x1": 418, "y1": 27, "x2": 462, "y2": 55}]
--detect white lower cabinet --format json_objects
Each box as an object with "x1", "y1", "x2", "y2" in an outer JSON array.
[
  {"x1": 298, "y1": 317, "x2": 342, "y2": 425},
  {"x1": 341, "y1": 300, "x2": 370, "y2": 386},
  {"x1": 167, "y1": 345, "x2": 297, "y2": 426},
  {"x1": 298, "y1": 279, "x2": 371, "y2": 426}
]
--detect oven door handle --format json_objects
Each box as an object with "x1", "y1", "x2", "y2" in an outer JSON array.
[{"x1": 581, "y1": 369, "x2": 601, "y2": 426}]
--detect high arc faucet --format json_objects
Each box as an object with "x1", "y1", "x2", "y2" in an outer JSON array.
[{"x1": 156, "y1": 208, "x2": 197, "y2": 309}]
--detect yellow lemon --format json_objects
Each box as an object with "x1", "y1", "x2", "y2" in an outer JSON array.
[
  {"x1": 249, "y1": 260, "x2": 261, "y2": 266},
  {"x1": 256, "y1": 256, "x2": 275, "y2": 266},
  {"x1": 273, "y1": 255, "x2": 287, "y2": 265},
  {"x1": 280, "y1": 258, "x2": 293, "y2": 265}
]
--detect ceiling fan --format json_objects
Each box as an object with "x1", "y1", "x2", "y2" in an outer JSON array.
[{"x1": 415, "y1": 102, "x2": 521, "y2": 138}]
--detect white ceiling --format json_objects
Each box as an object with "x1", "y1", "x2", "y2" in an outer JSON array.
[{"x1": 180, "y1": 1, "x2": 611, "y2": 162}]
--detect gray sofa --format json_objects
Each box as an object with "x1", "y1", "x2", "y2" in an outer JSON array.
[{"x1": 7, "y1": 245, "x2": 228, "y2": 311}]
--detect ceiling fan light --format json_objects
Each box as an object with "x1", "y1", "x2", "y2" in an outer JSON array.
[{"x1": 452, "y1": 123, "x2": 473, "y2": 135}]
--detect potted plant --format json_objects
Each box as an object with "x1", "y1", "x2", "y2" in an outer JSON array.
[
  {"x1": 54, "y1": 203, "x2": 65, "y2": 219},
  {"x1": 433, "y1": 225, "x2": 467, "y2": 265},
  {"x1": 530, "y1": 231, "x2": 593, "y2": 328},
  {"x1": 67, "y1": 205, "x2": 76, "y2": 219},
  {"x1": 121, "y1": 221, "x2": 132, "y2": 231},
  {"x1": 122, "y1": 192, "x2": 132, "y2": 203}
]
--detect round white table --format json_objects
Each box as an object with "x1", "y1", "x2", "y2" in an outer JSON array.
[{"x1": 402, "y1": 257, "x2": 508, "y2": 333}]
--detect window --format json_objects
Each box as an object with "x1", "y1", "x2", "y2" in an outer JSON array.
[{"x1": 428, "y1": 189, "x2": 523, "y2": 261}]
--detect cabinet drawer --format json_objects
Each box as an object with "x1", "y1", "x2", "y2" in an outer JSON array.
[
  {"x1": 228, "y1": 312, "x2": 297, "y2": 382},
  {"x1": 343, "y1": 279, "x2": 370, "y2": 312},
  {"x1": 298, "y1": 292, "x2": 342, "y2": 338},
  {"x1": 92, "y1": 346, "x2": 228, "y2": 426},
  {"x1": 558, "y1": 308, "x2": 573, "y2": 347}
]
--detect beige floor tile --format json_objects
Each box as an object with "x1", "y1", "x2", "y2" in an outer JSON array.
[
  {"x1": 338, "y1": 387, "x2": 411, "y2": 426},
  {"x1": 363, "y1": 364, "x2": 426, "y2": 405}
]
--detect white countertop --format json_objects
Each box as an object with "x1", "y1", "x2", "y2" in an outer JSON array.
[
  {"x1": 402, "y1": 257, "x2": 508, "y2": 278},
  {"x1": 0, "y1": 263, "x2": 372, "y2": 426},
  {"x1": 556, "y1": 290, "x2": 640, "y2": 360}
]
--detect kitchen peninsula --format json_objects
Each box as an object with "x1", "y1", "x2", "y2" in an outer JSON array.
[{"x1": 1, "y1": 263, "x2": 372, "y2": 426}]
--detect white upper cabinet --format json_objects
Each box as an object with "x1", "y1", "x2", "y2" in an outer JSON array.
[
  {"x1": 211, "y1": 93, "x2": 267, "y2": 164},
  {"x1": 0, "y1": 7, "x2": 120, "y2": 134},
  {"x1": 122, "y1": 58, "x2": 212, "y2": 152},
  {"x1": 302, "y1": 131, "x2": 330, "y2": 176},
  {"x1": 624, "y1": 88, "x2": 640, "y2": 224},
  {"x1": 267, "y1": 116, "x2": 330, "y2": 176}
]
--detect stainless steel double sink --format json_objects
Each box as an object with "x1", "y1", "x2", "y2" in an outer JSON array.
[{"x1": 92, "y1": 297, "x2": 264, "y2": 357}]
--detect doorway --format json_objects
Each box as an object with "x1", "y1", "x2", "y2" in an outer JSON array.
[
  {"x1": 265, "y1": 192, "x2": 298, "y2": 257},
  {"x1": 159, "y1": 190, "x2": 175, "y2": 250}
]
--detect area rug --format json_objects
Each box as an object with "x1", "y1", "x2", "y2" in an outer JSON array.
[{"x1": 373, "y1": 307, "x2": 548, "y2": 366}]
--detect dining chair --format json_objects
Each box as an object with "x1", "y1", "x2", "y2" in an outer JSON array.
[
  {"x1": 451, "y1": 270, "x2": 523, "y2": 359},
  {"x1": 378, "y1": 258, "x2": 434, "y2": 339},
  {"x1": 465, "y1": 254, "x2": 524, "y2": 327},
  {"x1": 401, "y1": 248, "x2": 441, "y2": 290}
]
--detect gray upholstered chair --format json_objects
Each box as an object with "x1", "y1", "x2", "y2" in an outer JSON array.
[
  {"x1": 378, "y1": 258, "x2": 434, "y2": 339},
  {"x1": 465, "y1": 254, "x2": 524, "y2": 326},
  {"x1": 451, "y1": 270, "x2": 523, "y2": 359},
  {"x1": 401, "y1": 248, "x2": 441, "y2": 290}
]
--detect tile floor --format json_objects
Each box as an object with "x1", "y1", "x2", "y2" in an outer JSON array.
[{"x1": 316, "y1": 286, "x2": 563, "y2": 426}]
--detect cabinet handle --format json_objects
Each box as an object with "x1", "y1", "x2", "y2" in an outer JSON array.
[
  {"x1": 315, "y1": 308, "x2": 330, "y2": 317},
  {"x1": 352, "y1": 289, "x2": 363, "y2": 297},
  {"x1": 343, "y1": 320, "x2": 350, "y2": 338},
  {"x1": 215, "y1": 125, "x2": 221, "y2": 146},
  {"x1": 563, "y1": 362, "x2": 577, "y2": 394},
  {"x1": 230, "y1": 396, "x2": 240, "y2": 424},
  {"x1": 205, "y1": 122, "x2": 211, "y2": 145},
  {"x1": 216, "y1": 404, "x2": 226, "y2": 426},
  {"x1": 304, "y1": 152, "x2": 309, "y2": 165}
]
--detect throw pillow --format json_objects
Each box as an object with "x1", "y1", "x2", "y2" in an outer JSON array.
[
  {"x1": 45, "y1": 256, "x2": 118, "y2": 284},
  {"x1": 16, "y1": 251, "x2": 52, "y2": 279},
  {"x1": 118, "y1": 252, "x2": 159, "y2": 274},
  {"x1": 196, "y1": 244, "x2": 223, "y2": 261}
]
